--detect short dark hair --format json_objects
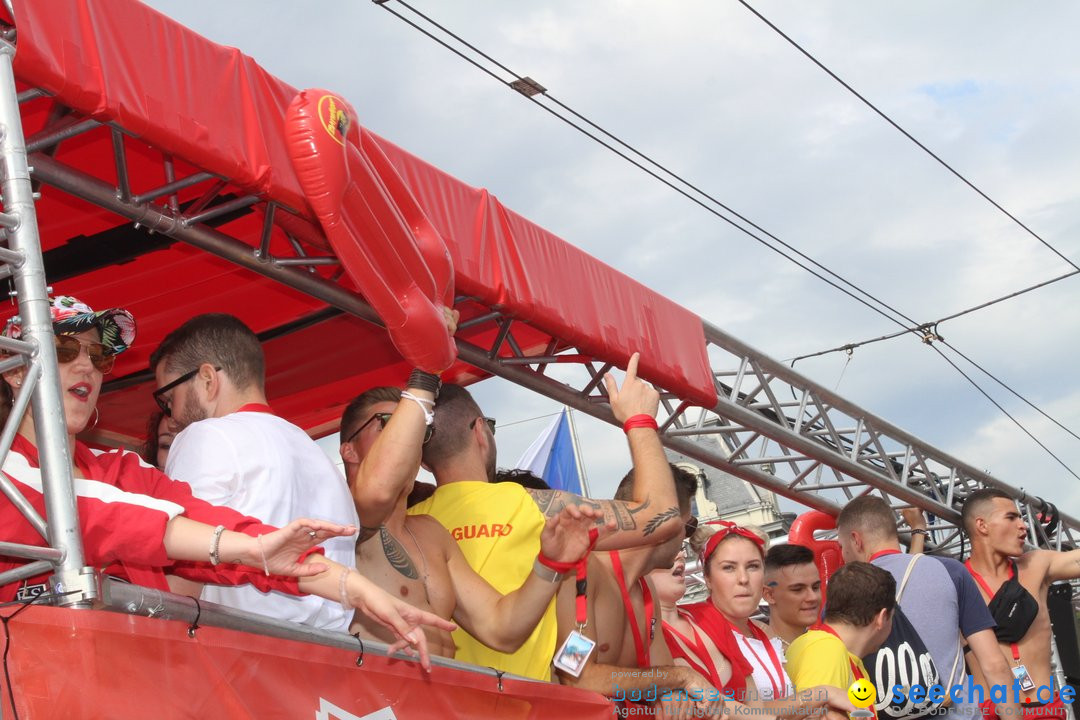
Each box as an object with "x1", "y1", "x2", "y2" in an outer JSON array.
[
  {"x1": 150, "y1": 313, "x2": 264, "y2": 390},
  {"x1": 961, "y1": 488, "x2": 1014, "y2": 535},
  {"x1": 765, "y1": 543, "x2": 816, "y2": 574},
  {"x1": 421, "y1": 384, "x2": 485, "y2": 469},
  {"x1": 340, "y1": 386, "x2": 402, "y2": 442},
  {"x1": 614, "y1": 463, "x2": 699, "y2": 514},
  {"x1": 824, "y1": 562, "x2": 896, "y2": 626},
  {"x1": 140, "y1": 409, "x2": 167, "y2": 467},
  {"x1": 495, "y1": 468, "x2": 551, "y2": 490},
  {"x1": 836, "y1": 495, "x2": 898, "y2": 541}
]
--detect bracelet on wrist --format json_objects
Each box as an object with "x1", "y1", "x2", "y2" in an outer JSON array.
[
  {"x1": 532, "y1": 558, "x2": 564, "y2": 583},
  {"x1": 622, "y1": 414, "x2": 658, "y2": 434},
  {"x1": 407, "y1": 369, "x2": 441, "y2": 397},
  {"x1": 400, "y1": 390, "x2": 436, "y2": 425},
  {"x1": 910, "y1": 528, "x2": 929, "y2": 537},
  {"x1": 208, "y1": 524, "x2": 226, "y2": 566}
]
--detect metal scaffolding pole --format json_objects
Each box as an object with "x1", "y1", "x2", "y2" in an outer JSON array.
[{"x1": 0, "y1": 40, "x2": 95, "y2": 606}]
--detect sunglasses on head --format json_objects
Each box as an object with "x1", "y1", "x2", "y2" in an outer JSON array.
[
  {"x1": 54, "y1": 334, "x2": 114, "y2": 374},
  {"x1": 345, "y1": 411, "x2": 435, "y2": 445},
  {"x1": 152, "y1": 365, "x2": 221, "y2": 417},
  {"x1": 471, "y1": 416, "x2": 497, "y2": 435}
]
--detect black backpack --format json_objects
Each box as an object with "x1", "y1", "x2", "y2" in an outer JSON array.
[{"x1": 863, "y1": 555, "x2": 959, "y2": 719}]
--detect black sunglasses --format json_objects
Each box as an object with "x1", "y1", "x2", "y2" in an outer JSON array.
[
  {"x1": 345, "y1": 412, "x2": 435, "y2": 445},
  {"x1": 471, "y1": 416, "x2": 496, "y2": 435},
  {"x1": 153, "y1": 366, "x2": 221, "y2": 417}
]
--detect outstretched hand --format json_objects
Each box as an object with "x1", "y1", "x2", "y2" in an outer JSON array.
[
  {"x1": 347, "y1": 571, "x2": 458, "y2": 671},
  {"x1": 539, "y1": 504, "x2": 614, "y2": 564},
  {"x1": 603, "y1": 352, "x2": 659, "y2": 424},
  {"x1": 442, "y1": 306, "x2": 460, "y2": 336},
  {"x1": 256, "y1": 518, "x2": 357, "y2": 577}
]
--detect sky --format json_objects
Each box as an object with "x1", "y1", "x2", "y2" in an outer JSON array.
[{"x1": 143, "y1": 1, "x2": 1080, "y2": 513}]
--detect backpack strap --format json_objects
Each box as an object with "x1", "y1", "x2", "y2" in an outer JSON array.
[{"x1": 895, "y1": 553, "x2": 922, "y2": 601}]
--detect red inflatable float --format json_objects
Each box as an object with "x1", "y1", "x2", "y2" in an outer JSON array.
[
  {"x1": 285, "y1": 89, "x2": 457, "y2": 373},
  {"x1": 787, "y1": 510, "x2": 844, "y2": 607}
]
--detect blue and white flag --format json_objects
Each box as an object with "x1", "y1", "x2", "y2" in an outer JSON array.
[{"x1": 515, "y1": 409, "x2": 584, "y2": 495}]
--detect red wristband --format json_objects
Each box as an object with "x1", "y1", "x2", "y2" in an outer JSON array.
[
  {"x1": 537, "y1": 527, "x2": 601, "y2": 573},
  {"x1": 622, "y1": 414, "x2": 658, "y2": 434}
]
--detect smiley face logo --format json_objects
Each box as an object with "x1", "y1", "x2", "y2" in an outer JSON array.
[{"x1": 848, "y1": 678, "x2": 876, "y2": 709}]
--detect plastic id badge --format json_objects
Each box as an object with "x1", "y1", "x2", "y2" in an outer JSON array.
[
  {"x1": 1012, "y1": 664, "x2": 1036, "y2": 692},
  {"x1": 552, "y1": 630, "x2": 596, "y2": 678}
]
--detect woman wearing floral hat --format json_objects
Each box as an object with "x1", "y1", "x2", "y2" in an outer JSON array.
[{"x1": 0, "y1": 296, "x2": 455, "y2": 668}]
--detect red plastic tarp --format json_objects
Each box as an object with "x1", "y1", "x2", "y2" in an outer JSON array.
[
  {"x1": 3, "y1": 605, "x2": 615, "y2": 719},
  {"x1": 6, "y1": 0, "x2": 717, "y2": 445}
]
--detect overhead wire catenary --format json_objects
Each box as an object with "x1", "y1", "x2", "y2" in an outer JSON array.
[{"x1": 373, "y1": 0, "x2": 1080, "y2": 478}]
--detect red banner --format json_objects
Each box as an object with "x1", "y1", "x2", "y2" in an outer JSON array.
[{"x1": 3, "y1": 606, "x2": 613, "y2": 719}]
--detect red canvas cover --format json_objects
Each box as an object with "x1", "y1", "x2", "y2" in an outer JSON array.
[
  {"x1": 6, "y1": 0, "x2": 717, "y2": 445},
  {"x1": 3, "y1": 606, "x2": 615, "y2": 719}
]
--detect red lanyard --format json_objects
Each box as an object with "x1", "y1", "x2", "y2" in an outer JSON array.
[
  {"x1": 818, "y1": 622, "x2": 875, "y2": 718},
  {"x1": 738, "y1": 621, "x2": 787, "y2": 699},
  {"x1": 964, "y1": 560, "x2": 1022, "y2": 664},
  {"x1": 609, "y1": 551, "x2": 655, "y2": 667},
  {"x1": 236, "y1": 403, "x2": 274, "y2": 414},
  {"x1": 869, "y1": 548, "x2": 902, "y2": 562},
  {"x1": 663, "y1": 612, "x2": 724, "y2": 689}
]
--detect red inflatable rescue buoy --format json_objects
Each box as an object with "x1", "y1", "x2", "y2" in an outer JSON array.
[
  {"x1": 788, "y1": 509, "x2": 844, "y2": 607},
  {"x1": 285, "y1": 89, "x2": 456, "y2": 373}
]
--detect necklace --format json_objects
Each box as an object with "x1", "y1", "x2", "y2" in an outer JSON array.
[{"x1": 402, "y1": 520, "x2": 432, "y2": 604}]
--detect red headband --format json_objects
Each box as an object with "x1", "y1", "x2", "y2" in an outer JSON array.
[{"x1": 700, "y1": 520, "x2": 765, "y2": 566}]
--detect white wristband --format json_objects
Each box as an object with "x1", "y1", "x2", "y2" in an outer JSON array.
[
  {"x1": 400, "y1": 390, "x2": 435, "y2": 425},
  {"x1": 209, "y1": 525, "x2": 226, "y2": 566}
]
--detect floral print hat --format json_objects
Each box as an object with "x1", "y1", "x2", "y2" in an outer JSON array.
[{"x1": 5, "y1": 296, "x2": 136, "y2": 356}]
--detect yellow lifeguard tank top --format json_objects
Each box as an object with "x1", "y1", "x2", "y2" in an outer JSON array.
[{"x1": 408, "y1": 481, "x2": 555, "y2": 680}]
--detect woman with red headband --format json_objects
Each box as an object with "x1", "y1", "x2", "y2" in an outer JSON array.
[{"x1": 684, "y1": 521, "x2": 854, "y2": 718}]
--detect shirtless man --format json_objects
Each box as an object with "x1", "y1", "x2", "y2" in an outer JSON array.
[
  {"x1": 552, "y1": 465, "x2": 725, "y2": 717},
  {"x1": 340, "y1": 353, "x2": 681, "y2": 676},
  {"x1": 962, "y1": 488, "x2": 1080, "y2": 719}
]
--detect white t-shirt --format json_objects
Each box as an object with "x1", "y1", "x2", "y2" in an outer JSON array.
[
  {"x1": 166, "y1": 410, "x2": 359, "y2": 630},
  {"x1": 733, "y1": 629, "x2": 794, "y2": 701}
]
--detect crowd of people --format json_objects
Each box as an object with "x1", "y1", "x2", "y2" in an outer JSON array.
[{"x1": 2, "y1": 295, "x2": 1079, "y2": 719}]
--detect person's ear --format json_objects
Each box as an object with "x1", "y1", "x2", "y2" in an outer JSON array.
[
  {"x1": 762, "y1": 583, "x2": 777, "y2": 605},
  {"x1": 2, "y1": 365, "x2": 26, "y2": 390},
  {"x1": 199, "y1": 362, "x2": 220, "y2": 401},
  {"x1": 340, "y1": 441, "x2": 358, "y2": 465}
]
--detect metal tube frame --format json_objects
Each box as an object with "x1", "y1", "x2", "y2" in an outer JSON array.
[{"x1": 0, "y1": 40, "x2": 95, "y2": 607}]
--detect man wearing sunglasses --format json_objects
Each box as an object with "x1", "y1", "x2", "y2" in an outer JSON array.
[
  {"x1": 150, "y1": 314, "x2": 359, "y2": 631},
  {"x1": 400, "y1": 352, "x2": 684, "y2": 680}
]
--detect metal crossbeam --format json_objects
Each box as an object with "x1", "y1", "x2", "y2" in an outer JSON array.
[{"x1": 21, "y1": 81, "x2": 1079, "y2": 559}]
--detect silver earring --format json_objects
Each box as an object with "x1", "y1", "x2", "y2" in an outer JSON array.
[{"x1": 90, "y1": 407, "x2": 100, "y2": 429}]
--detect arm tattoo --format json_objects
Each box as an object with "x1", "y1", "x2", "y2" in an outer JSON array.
[
  {"x1": 528, "y1": 490, "x2": 651, "y2": 532},
  {"x1": 380, "y1": 527, "x2": 419, "y2": 580},
  {"x1": 643, "y1": 507, "x2": 680, "y2": 537}
]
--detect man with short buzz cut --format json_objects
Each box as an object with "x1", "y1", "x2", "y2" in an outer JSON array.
[
  {"x1": 407, "y1": 353, "x2": 686, "y2": 680},
  {"x1": 837, "y1": 495, "x2": 1020, "y2": 720},
  {"x1": 764, "y1": 543, "x2": 821, "y2": 649},
  {"x1": 785, "y1": 561, "x2": 896, "y2": 718},
  {"x1": 337, "y1": 383, "x2": 606, "y2": 662},
  {"x1": 151, "y1": 313, "x2": 359, "y2": 630},
  {"x1": 962, "y1": 488, "x2": 1080, "y2": 720}
]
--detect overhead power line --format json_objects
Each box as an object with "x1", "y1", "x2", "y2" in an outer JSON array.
[
  {"x1": 373, "y1": 0, "x2": 1080, "y2": 478},
  {"x1": 736, "y1": 0, "x2": 1080, "y2": 274}
]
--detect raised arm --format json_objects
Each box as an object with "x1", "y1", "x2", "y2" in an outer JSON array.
[
  {"x1": 1045, "y1": 547, "x2": 1080, "y2": 582},
  {"x1": 529, "y1": 353, "x2": 681, "y2": 550},
  {"x1": 349, "y1": 309, "x2": 458, "y2": 530}
]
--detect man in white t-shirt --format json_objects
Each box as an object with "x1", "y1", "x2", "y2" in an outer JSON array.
[{"x1": 151, "y1": 313, "x2": 359, "y2": 630}]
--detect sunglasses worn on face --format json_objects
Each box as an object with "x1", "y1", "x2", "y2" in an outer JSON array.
[
  {"x1": 153, "y1": 366, "x2": 221, "y2": 417},
  {"x1": 345, "y1": 411, "x2": 435, "y2": 445},
  {"x1": 55, "y1": 334, "x2": 114, "y2": 374},
  {"x1": 471, "y1": 416, "x2": 496, "y2": 435}
]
